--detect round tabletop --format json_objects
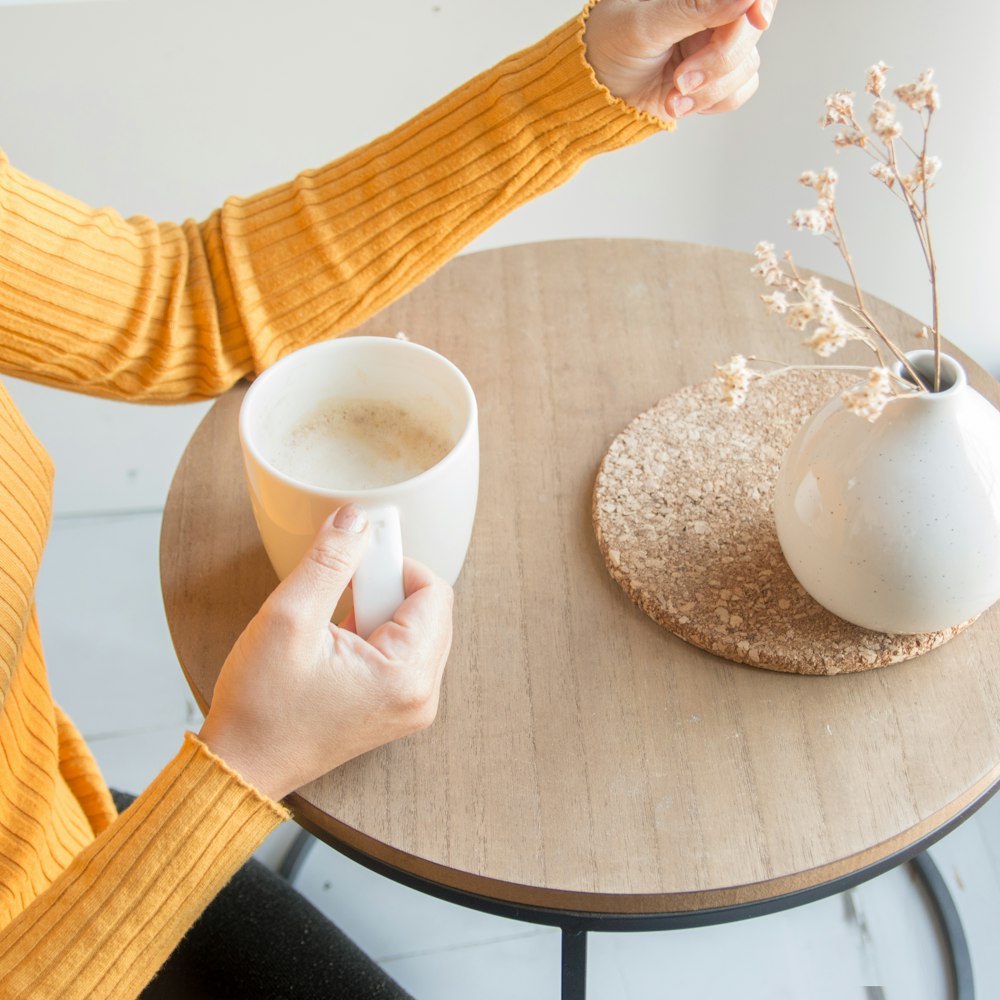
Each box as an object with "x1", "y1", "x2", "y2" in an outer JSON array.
[{"x1": 160, "y1": 239, "x2": 1000, "y2": 920}]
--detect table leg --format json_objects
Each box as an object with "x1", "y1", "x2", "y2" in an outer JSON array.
[
  {"x1": 910, "y1": 853, "x2": 974, "y2": 1000},
  {"x1": 277, "y1": 828, "x2": 315, "y2": 883},
  {"x1": 561, "y1": 928, "x2": 588, "y2": 1000}
]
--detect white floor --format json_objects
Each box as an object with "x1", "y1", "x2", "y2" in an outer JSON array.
[{"x1": 33, "y1": 506, "x2": 1000, "y2": 1000}]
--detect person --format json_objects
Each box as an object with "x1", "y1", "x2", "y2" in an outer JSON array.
[{"x1": 0, "y1": 0, "x2": 774, "y2": 996}]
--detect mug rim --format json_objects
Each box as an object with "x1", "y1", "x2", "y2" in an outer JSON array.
[{"x1": 239, "y1": 335, "x2": 478, "y2": 498}]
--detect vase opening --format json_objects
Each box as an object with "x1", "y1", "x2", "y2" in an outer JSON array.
[{"x1": 895, "y1": 349, "x2": 965, "y2": 395}]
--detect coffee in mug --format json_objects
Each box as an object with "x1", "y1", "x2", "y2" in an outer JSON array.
[
  {"x1": 239, "y1": 336, "x2": 479, "y2": 637},
  {"x1": 259, "y1": 397, "x2": 454, "y2": 492}
]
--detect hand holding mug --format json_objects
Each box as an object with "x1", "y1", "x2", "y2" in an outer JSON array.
[{"x1": 199, "y1": 506, "x2": 454, "y2": 801}]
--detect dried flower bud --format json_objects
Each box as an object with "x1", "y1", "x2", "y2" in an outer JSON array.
[
  {"x1": 789, "y1": 208, "x2": 829, "y2": 235},
  {"x1": 833, "y1": 128, "x2": 867, "y2": 149},
  {"x1": 714, "y1": 355, "x2": 754, "y2": 409},
  {"x1": 786, "y1": 302, "x2": 815, "y2": 332},
  {"x1": 800, "y1": 169, "x2": 836, "y2": 193},
  {"x1": 816, "y1": 167, "x2": 838, "y2": 198},
  {"x1": 866, "y1": 61, "x2": 890, "y2": 98},
  {"x1": 820, "y1": 90, "x2": 856, "y2": 128},
  {"x1": 916, "y1": 155, "x2": 942, "y2": 186},
  {"x1": 760, "y1": 291, "x2": 789, "y2": 315},
  {"x1": 915, "y1": 325, "x2": 930, "y2": 340},
  {"x1": 802, "y1": 324, "x2": 848, "y2": 357},
  {"x1": 804, "y1": 277, "x2": 847, "y2": 331},
  {"x1": 895, "y1": 69, "x2": 940, "y2": 112},
  {"x1": 870, "y1": 162, "x2": 896, "y2": 188},
  {"x1": 750, "y1": 241, "x2": 784, "y2": 286},
  {"x1": 842, "y1": 368, "x2": 893, "y2": 421},
  {"x1": 870, "y1": 99, "x2": 902, "y2": 141}
]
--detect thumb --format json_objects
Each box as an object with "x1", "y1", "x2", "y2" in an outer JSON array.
[{"x1": 272, "y1": 506, "x2": 370, "y2": 623}]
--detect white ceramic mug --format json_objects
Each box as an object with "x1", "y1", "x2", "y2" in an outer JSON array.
[{"x1": 238, "y1": 336, "x2": 479, "y2": 636}]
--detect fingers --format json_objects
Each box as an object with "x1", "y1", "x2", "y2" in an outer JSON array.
[
  {"x1": 699, "y1": 71, "x2": 760, "y2": 114},
  {"x1": 386, "y1": 558, "x2": 453, "y2": 640},
  {"x1": 269, "y1": 506, "x2": 370, "y2": 624},
  {"x1": 745, "y1": 0, "x2": 776, "y2": 31},
  {"x1": 360, "y1": 559, "x2": 453, "y2": 734},
  {"x1": 369, "y1": 559, "x2": 453, "y2": 658},
  {"x1": 668, "y1": 14, "x2": 763, "y2": 118}
]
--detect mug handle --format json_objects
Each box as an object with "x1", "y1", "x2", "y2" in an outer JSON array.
[{"x1": 352, "y1": 505, "x2": 406, "y2": 639}]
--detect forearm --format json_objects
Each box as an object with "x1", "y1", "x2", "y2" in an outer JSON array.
[
  {"x1": 0, "y1": 734, "x2": 287, "y2": 1000},
  {"x1": 0, "y1": 8, "x2": 668, "y2": 404},
  {"x1": 213, "y1": 10, "x2": 670, "y2": 379}
]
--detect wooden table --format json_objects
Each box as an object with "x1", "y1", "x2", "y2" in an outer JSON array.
[{"x1": 161, "y1": 240, "x2": 1000, "y2": 997}]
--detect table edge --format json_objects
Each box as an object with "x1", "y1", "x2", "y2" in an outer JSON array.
[{"x1": 285, "y1": 764, "x2": 1000, "y2": 918}]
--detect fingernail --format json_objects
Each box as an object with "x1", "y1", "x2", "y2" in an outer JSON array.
[
  {"x1": 760, "y1": 0, "x2": 775, "y2": 26},
  {"x1": 334, "y1": 505, "x2": 367, "y2": 534},
  {"x1": 677, "y1": 71, "x2": 705, "y2": 96},
  {"x1": 672, "y1": 95, "x2": 695, "y2": 117}
]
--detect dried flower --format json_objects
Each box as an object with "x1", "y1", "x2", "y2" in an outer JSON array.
[
  {"x1": 750, "y1": 241, "x2": 783, "y2": 285},
  {"x1": 842, "y1": 368, "x2": 894, "y2": 421},
  {"x1": 895, "y1": 69, "x2": 940, "y2": 112},
  {"x1": 803, "y1": 167, "x2": 838, "y2": 199},
  {"x1": 866, "y1": 61, "x2": 889, "y2": 98},
  {"x1": 803, "y1": 325, "x2": 848, "y2": 357},
  {"x1": 869, "y1": 99, "x2": 902, "y2": 141},
  {"x1": 760, "y1": 291, "x2": 789, "y2": 315},
  {"x1": 790, "y1": 208, "x2": 829, "y2": 235},
  {"x1": 870, "y1": 162, "x2": 896, "y2": 188},
  {"x1": 729, "y1": 61, "x2": 946, "y2": 418},
  {"x1": 916, "y1": 154, "x2": 942, "y2": 185},
  {"x1": 833, "y1": 127, "x2": 867, "y2": 149},
  {"x1": 820, "y1": 90, "x2": 855, "y2": 128},
  {"x1": 715, "y1": 355, "x2": 754, "y2": 409},
  {"x1": 753, "y1": 240, "x2": 776, "y2": 259},
  {"x1": 785, "y1": 301, "x2": 815, "y2": 331}
]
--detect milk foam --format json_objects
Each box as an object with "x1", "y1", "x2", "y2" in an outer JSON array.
[{"x1": 264, "y1": 397, "x2": 454, "y2": 490}]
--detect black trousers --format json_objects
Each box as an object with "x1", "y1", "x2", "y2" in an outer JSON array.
[{"x1": 111, "y1": 792, "x2": 414, "y2": 1000}]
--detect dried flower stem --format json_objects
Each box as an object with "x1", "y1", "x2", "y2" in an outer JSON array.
[
  {"x1": 730, "y1": 65, "x2": 946, "y2": 417},
  {"x1": 826, "y1": 206, "x2": 928, "y2": 387},
  {"x1": 743, "y1": 355, "x2": 918, "y2": 391},
  {"x1": 829, "y1": 86, "x2": 942, "y2": 390},
  {"x1": 883, "y1": 109, "x2": 940, "y2": 387}
]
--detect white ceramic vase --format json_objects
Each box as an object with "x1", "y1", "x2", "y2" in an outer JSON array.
[{"x1": 773, "y1": 350, "x2": 1000, "y2": 634}]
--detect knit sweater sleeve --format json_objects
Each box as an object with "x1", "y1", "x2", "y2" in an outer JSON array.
[
  {"x1": 0, "y1": 10, "x2": 670, "y2": 403},
  {"x1": 0, "y1": 734, "x2": 288, "y2": 999}
]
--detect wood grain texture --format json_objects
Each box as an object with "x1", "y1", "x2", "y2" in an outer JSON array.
[{"x1": 160, "y1": 239, "x2": 1000, "y2": 915}]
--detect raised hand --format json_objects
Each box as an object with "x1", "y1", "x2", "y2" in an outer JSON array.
[{"x1": 584, "y1": 0, "x2": 775, "y2": 120}]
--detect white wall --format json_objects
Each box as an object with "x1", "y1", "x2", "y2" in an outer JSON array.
[{"x1": 2, "y1": 0, "x2": 996, "y2": 515}]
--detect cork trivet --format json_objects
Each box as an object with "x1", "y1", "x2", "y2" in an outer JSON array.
[{"x1": 592, "y1": 368, "x2": 972, "y2": 675}]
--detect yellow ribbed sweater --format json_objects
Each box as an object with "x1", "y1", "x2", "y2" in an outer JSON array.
[{"x1": 0, "y1": 10, "x2": 668, "y2": 998}]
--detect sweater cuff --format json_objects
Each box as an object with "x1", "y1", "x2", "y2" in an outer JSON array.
[
  {"x1": 576, "y1": 0, "x2": 678, "y2": 134},
  {"x1": 0, "y1": 734, "x2": 289, "y2": 1000},
  {"x1": 183, "y1": 731, "x2": 292, "y2": 821}
]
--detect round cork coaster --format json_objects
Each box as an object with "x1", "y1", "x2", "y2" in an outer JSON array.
[{"x1": 592, "y1": 369, "x2": 972, "y2": 675}]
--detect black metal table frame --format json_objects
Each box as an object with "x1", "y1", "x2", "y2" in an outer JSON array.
[{"x1": 279, "y1": 782, "x2": 997, "y2": 1000}]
